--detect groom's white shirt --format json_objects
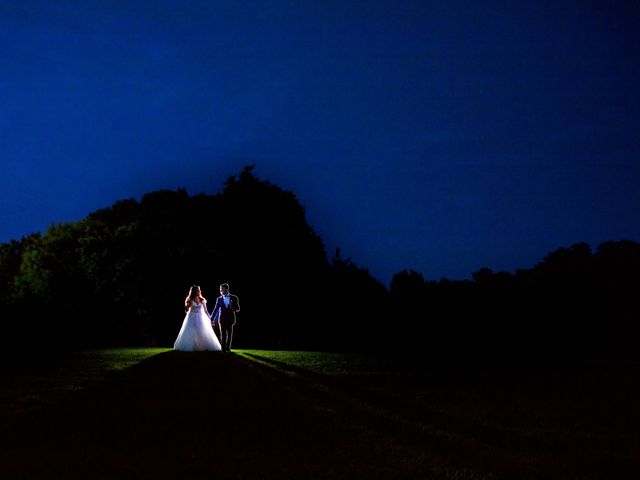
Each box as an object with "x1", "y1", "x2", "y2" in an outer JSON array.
[{"x1": 223, "y1": 294, "x2": 230, "y2": 307}]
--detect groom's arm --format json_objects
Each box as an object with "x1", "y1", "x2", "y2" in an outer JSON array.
[{"x1": 233, "y1": 295, "x2": 240, "y2": 312}]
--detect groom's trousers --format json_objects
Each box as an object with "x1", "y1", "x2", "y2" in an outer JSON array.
[{"x1": 220, "y1": 321, "x2": 234, "y2": 351}]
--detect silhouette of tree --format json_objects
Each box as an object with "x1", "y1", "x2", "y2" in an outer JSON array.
[
  {"x1": 0, "y1": 165, "x2": 638, "y2": 363},
  {"x1": 328, "y1": 248, "x2": 389, "y2": 351}
]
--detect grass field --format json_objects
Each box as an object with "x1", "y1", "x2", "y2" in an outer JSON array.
[
  {"x1": 238, "y1": 349, "x2": 640, "y2": 478},
  {"x1": 1, "y1": 348, "x2": 170, "y2": 416},
  {"x1": 1, "y1": 348, "x2": 638, "y2": 479}
]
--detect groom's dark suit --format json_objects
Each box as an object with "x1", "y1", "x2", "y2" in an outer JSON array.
[{"x1": 212, "y1": 294, "x2": 240, "y2": 351}]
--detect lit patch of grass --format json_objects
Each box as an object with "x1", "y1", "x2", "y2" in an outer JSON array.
[
  {"x1": 76, "y1": 348, "x2": 171, "y2": 373},
  {"x1": 1, "y1": 348, "x2": 170, "y2": 415},
  {"x1": 235, "y1": 349, "x2": 392, "y2": 376}
]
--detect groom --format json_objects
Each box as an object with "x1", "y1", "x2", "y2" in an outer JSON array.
[{"x1": 211, "y1": 283, "x2": 240, "y2": 352}]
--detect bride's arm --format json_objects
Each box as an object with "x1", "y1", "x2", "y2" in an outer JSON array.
[{"x1": 211, "y1": 298, "x2": 220, "y2": 321}]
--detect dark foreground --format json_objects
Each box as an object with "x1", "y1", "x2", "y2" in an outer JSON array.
[
  {"x1": 1, "y1": 350, "x2": 638, "y2": 479},
  {"x1": 2, "y1": 351, "x2": 434, "y2": 479}
]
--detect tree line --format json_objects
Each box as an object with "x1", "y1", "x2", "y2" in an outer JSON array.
[
  {"x1": 1, "y1": 166, "x2": 638, "y2": 361},
  {"x1": 391, "y1": 240, "x2": 639, "y2": 362}
]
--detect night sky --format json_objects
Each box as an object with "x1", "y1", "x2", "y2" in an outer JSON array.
[{"x1": 2, "y1": 1, "x2": 639, "y2": 282}]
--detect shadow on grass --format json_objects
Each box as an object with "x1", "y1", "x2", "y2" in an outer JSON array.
[
  {"x1": 0, "y1": 348, "x2": 171, "y2": 418},
  {"x1": 2, "y1": 349, "x2": 638, "y2": 479},
  {"x1": 238, "y1": 351, "x2": 640, "y2": 480},
  {"x1": 1, "y1": 349, "x2": 442, "y2": 480}
]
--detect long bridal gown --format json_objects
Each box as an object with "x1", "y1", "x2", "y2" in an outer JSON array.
[{"x1": 173, "y1": 300, "x2": 222, "y2": 351}]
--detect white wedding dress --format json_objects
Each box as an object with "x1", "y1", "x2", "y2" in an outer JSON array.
[{"x1": 173, "y1": 300, "x2": 222, "y2": 351}]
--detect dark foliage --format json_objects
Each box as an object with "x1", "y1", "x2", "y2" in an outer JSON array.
[
  {"x1": 0, "y1": 166, "x2": 384, "y2": 353},
  {"x1": 0, "y1": 166, "x2": 638, "y2": 362},
  {"x1": 391, "y1": 241, "x2": 640, "y2": 362}
]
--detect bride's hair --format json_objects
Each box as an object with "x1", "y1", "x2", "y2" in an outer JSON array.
[{"x1": 185, "y1": 285, "x2": 206, "y2": 310}]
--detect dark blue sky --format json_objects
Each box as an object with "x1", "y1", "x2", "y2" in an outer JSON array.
[{"x1": 1, "y1": 1, "x2": 639, "y2": 282}]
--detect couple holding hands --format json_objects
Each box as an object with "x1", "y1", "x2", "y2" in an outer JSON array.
[{"x1": 174, "y1": 283, "x2": 240, "y2": 352}]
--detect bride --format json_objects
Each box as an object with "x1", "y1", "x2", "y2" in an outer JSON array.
[{"x1": 174, "y1": 285, "x2": 222, "y2": 351}]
